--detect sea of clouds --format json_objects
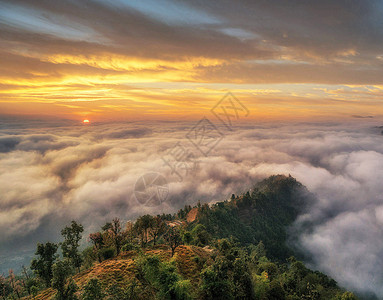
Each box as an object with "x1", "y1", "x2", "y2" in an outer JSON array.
[{"x1": 1, "y1": 117, "x2": 383, "y2": 297}]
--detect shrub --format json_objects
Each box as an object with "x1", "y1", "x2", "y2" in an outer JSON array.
[
  {"x1": 81, "y1": 278, "x2": 105, "y2": 300},
  {"x1": 121, "y1": 242, "x2": 138, "y2": 252},
  {"x1": 99, "y1": 247, "x2": 115, "y2": 260}
]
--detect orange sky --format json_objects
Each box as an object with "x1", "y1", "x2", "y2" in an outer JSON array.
[{"x1": 1, "y1": 1, "x2": 383, "y2": 121}]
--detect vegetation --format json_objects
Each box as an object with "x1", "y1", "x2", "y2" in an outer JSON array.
[
  {"x1": 1, "y1": 175, "x2": 360, "y2": 299},
  {"x1": 51, "y1": 261, "x2": 78, "y2": 300},
  {"x1": 61, "y1": 221, "x2": 84, "y2": 272},
  {"x1": 30, "y1": 242, "x2": 59, "y2": 288}
]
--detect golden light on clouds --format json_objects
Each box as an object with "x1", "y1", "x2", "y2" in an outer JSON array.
[{"x1": 0, "y1": 0, "x2": 382, "y2": 121}]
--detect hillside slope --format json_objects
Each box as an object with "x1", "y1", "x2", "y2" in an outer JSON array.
[{"x1": 24, "y1": 245, "x2": 211, "y2": 300}]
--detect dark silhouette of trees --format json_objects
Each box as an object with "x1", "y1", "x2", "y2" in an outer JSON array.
[
  {"x1": 125, "y1": 221, "x2": 135, "y2": 245},
  {"x1": 61, "y1": 221, "x2": 84, "y2": 272},
  {"x1": 149, "y1": 216, "x2": 166, "y2": 246},
  {"x1": 191, "y1": 224, "x2": 210, "y2": 246},
  {"x1": 134, "y1": 215, "x2": 154, "y2": 247},
  {"x1": 52, "y1": 260, "x2": 78, "y2": 300},
  {"x1": 164, "y1": 226, "x2": 182, "y2": 257},
  {"x1": 30, "y1": 242, "x2": 58, "y2": 287},
  {"x1": 89, "y1": 232, "x2": 104, "y2": 263},
  {"x1": 103, "y1": 218, "x2": 125, "y2": 255}
]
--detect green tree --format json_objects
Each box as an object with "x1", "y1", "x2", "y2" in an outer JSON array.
[
  {"x1": 81, "y1": 246, "x2": 98, "y2": 269},
  {"x1": 149, "y1": 216, "x2": 166, "y2": 245},
  {"x1": 134, "y1": 215, "x2": 154, "y2": 247},
  {"x1": 81, "y1": 278, "x2": 105, "y2": 300},
  {"x1": 61, "y1": 221, "x2": 84, "y2": 272},
  {"x1": 100, "y1": 247, "x2": 115, "y2": 260},
  {"x1": 334, "y1": 291, "x2": 358, "y2": 300},
  {"x1": 111, "y1": 218, "x2": 125, "y2": 255},
  {"x1": 201, "y1": 241, "x2": 254, "y2": 300},
  {"x1": 182, "y1": 231, "x2": 193, "y2": 245},
  {"x1": 232, "y1": 256, "x2": 254, "y2": 299},
  {"x1": 30, "y1": 242, "x2": 58, "y2": 287},
  {"x1": 191, "y1": 224, "x2": 210, "y2": 247},
  {"x1": 266, "y1": 280, "x2": 286, "y2": 300},
  {"x1": 30, "y1": 285, "x2": 39, "y2": 298},
  {"x1": 200, "y1": 264, "x2": 234, "y2": 300},
  {"x1": 136, "y1": 255, "x2": 192, "y2": 300},
  {"x1": 52, "y1": 260, "x2": 78, "y2": 300},
  {"x1": 253, "y1": 241, "x2": 266, "y2": 260},
  {"x1": 104, "y1": 218, "x2": 126, "y2": 255},
  {"x1": 164, "y1": 226, "x2": 182, "y2": 257},
  {"x1": 89, "y1": 232, "x2": 104, "y2": 263}
]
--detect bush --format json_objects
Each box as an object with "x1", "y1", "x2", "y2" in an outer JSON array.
[
  {"x1": 191, "y1": 224, "x2": 210, "y2": 247},
  {"x1": 136, "y1": 254, "x2": 193, "y2": 300},
  {"x1": 333, "y1": 292, "x2": 358, "y2": 300},
  {"x1": 121, "y1": 242, "x2": 138, "y2": 252},
  {"x1": 107, "y1": 280, "x2": 141, "y2": 300},
  {"x1": 30, "y1": 286, "x2": 39, "y2": 298},
  {"x1": 99, "y1": 247, "x2": 115, "y2": 260},
  {"x1": 173, "y1": 280, "x2": 193, "y2": 300},
  {"x1": 82, "y1": 246, "x2": 97, "y2": 269},
  {"x1": 182, "y1": 231, "x2": 193, "y2": 245},
  {"x1": 52, "y1": 260, "x2": 78, "y2": 300},
  {"x1": 193, "y1": 256, "x2": 206, "y2": 269},
  {"x1": 81, "y1": 278, "x2": 104, "y2": 300}
]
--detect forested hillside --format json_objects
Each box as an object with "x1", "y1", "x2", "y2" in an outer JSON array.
[
  {"x1": 1, "y1": 175, "x2": 358, "y2": 299},
  {"x1": 186, "y1": 175, "x2": 310, "y2": 260}
]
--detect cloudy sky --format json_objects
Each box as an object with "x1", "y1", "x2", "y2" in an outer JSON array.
[
  {"x1": 1, "y1": 0, "x2": 383, "y2": 121},
  {"x1": 2, "y1": 0, "x2": 383, "y2": 298}
]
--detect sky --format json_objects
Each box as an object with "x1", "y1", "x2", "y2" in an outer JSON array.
[
  {"x1": 1, "y1": 0, "x2": 383, "y2": 121},
  {"x1": 2, "y1": 1, "x2": 383, "y2": 298}
]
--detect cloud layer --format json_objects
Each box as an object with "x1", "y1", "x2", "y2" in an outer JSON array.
[{"x1": 1, "y1": 118, "x2": 383, "y2": 297}]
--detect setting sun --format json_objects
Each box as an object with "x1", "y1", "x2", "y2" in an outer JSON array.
[{"x1": 83, "y1": 119, "x2": 90, "y2": 123}]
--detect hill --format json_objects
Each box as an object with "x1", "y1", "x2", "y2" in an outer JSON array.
[
  {"x1": 7, "y1": 175, "x2": 358, "y2": 300},
  {"x1": 186, "y1": 174, "x2": 310, "y2": 260}
]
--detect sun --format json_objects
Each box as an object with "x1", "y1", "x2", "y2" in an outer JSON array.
[{"x1": 83, "y1": 119, "x2": 90, "y2": 124}]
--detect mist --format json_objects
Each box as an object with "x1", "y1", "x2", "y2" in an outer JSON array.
[{"x1": 1, "y1": 117, "x2": 383, "y2": 297}]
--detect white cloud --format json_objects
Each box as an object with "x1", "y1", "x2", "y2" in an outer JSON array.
[{"x1": 1, "y1": 119, "x2": 383, "y2": 296}]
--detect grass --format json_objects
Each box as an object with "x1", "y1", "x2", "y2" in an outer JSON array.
[{"x1": 24, "y1": 245, "x2": 211, "y2": 299}]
